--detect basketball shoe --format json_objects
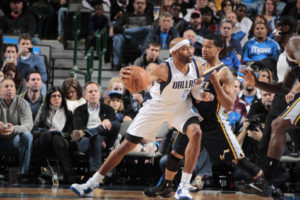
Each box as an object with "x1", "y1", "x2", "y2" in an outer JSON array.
[
  {"x1": 143, "y1": 180, "x2": 174, "y2": 198},
  {"x1": 235, "y1": 175, "x2": 271, "y2": 197},
  {"x1": 70, "y1": 178, "x2": 98, "y2": 197},
  {"x1": 175, "y1": 182, "x2": 192, "y2": 200}
]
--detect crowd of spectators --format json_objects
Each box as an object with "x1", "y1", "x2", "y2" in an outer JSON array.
[{"x1": 0, "y1": 0, "x2": 299, "y2": 193}]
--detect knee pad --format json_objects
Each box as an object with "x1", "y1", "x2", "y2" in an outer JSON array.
[
  {"x1": 166, "y1": 153, "x2": 182, "y2": 172},
  {"x1": 237, "y1": 158, "x2": 260, "y2": 177}
]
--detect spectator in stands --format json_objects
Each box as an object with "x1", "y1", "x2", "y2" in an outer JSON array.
[
  {"x1": 104, "y1": 90, "x2": 124, "y2": 122},
  {"x1": 219, "y1": 36, "x2": 241, "y2": 74},
  {"x1": 186, "y1": 10, "x2": 211, "y2": 50},
  {"x1": 33, "y1": 87, "x2": 75, "y2": 184},
  {"x1": 183, "y1": 29, "x2": 204, "y2": 59},
  {"x1": 158, "y1": 0, "x2": 174, "y2": 18},
  {"x1": 57, "y1": 0, "x2": 68, "y2": 42},
  {"x1": 242, "y1": 22, "x2": 280, "y2": 65},
  {"x1": 234, "y1": 77, "x2": 248, "y2": 119},
  {"x1": 257, "y1": 0, "x2": 286, "y2": 17},
  {"x1": 134, "y1": 42, "x2": 162, "y2": 69},
  {"x1": 2, "y1": 43, "x2": 18, "y2": 68},
  {"x1": 112, "y1": 0, "x2": 153, "y2": 70},
  {"x1": 235, "y1": 90, "x2": 274, "y2": 181},
  {"x1": 61, "y1": 77, "x2": 86, "y2": 113},
  {"x1": 0, "y1": 79, "x2": 33, "y2": 183},
  {"x1": 219, "y1": 20, "x2": 243, "y2": 60},
  {"x1": 106, "y1": 77, "x2": 124, "y2": 96},
  {"x1": 110, "y1": 0, "x2": 129, "y2": 23},
  {"x1": 257, "y1": 68, "x2": 272, "y2": 83},
  {"x1": 19, "y1": 71, "x2": 44, "y2": 120},
  {"x1": 289, "y1": 0, "x2": 300, "y2": 20},
  {"x1": 217, "y1": 0, "x2": 234, "y2": 22},
  {"x1": 201, "y1": 6, "x2": 218, "y2": 33},
  {"x1": 208, "y1": 0, "x2": 220, "y2": 23},
  {"x1": 85, "y1": 2, "x2": 109, "y2": 53},
  {"x1": 2, "y1": 62, "x2": 27, "y2": 95},
  {"x1": 184, "y1": 0, "x2": 209, "y2": 22},
  {"x1": 71, "y1": 82, "x2": 120, "y2": 174},
  {"x1": 261, "y1": 0, "x2": 278, "y2": 31},
  {"x1": 239, "y1": 78, "x2": 259, "y2": 109},
  {"x1": 248, "y1": 15, "x2": 273, "y2": 40},
  {"x1": 235, "y1": 4, "x2": 252, "y2": 35},
  {"x1": 169, "y1": 3, "x2": 189, "y2": 36},
  {"x1": 143, "y1": 12, "x2": 179, "y2": 51},
  {"x1": 225, "y1": 12, "x2": 248, "y2": 46},
  {"x1": 16, "y1": 33, "x2": 47, "y2": 95},
  {"x1": 0, "y1": 0, "x2": 38, "y2": 44}
]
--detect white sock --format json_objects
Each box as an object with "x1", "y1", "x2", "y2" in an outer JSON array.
[
  {"x1": 86, "y1": 172, "x2": 104, "y2": 188},
  {"x1": 181, "y1": 172, "x2": 192, "y2": 185}
]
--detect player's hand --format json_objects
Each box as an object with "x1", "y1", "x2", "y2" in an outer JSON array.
[
  {"x1": 120, "y1": 66, "x2": 133, "y2": 80},
  {"x1": 209, "y1": 70, "x2": 219, "y2": 84},
  {"x1": 240, "y1": 68, "x2": 256, "y2": 86},
  {"x1": 200, "y1": 91, "x2": 214, "y2": 102},
  {"x1": 132, "y1": 93, "x2": 144, "y2": 104},
  {"x1": 102, "y1": 119, "x2": 112, "y2": 131},
  {"x1": 285, "y1": 91, "x2": 295, "y2": 104}
]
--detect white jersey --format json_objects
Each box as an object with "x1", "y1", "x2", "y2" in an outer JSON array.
[{"x1": 150, "y1": 57, "x2": 200, "y2": 108}]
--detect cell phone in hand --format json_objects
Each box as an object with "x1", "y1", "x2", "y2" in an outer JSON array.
[{"x1": 28, "y1": 48, "x2": 33, "y2": 53}]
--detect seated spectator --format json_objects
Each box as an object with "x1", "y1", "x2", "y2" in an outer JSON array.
[
  {"x1": 19, "y1": 71, "x2": 44, "y2": 120},
  {"x1": 248, "y1": 15, "x2": 273, "y2": 40},
  {"x1": 158, "y1": 0, "x2": 173, "y2": 18},
  {"x1": 239, "y1": 78, "x2": 260, "y2": 111},
  {"x1": 185, "y1": 10, "x2": 211, "y2": 53},
  {"x1": 85, "y1": 2, "x2": 109, "y2": 52},
  {"x1": 219, "y1": 20, "x2": 243, "y2": 60},
  {"x1": 2, "y1": 43, "x2": 18, "y2": 68},
  {"x1": 183, "y1": 29, "x2": 205, "y2": 62},
  {"x1": 2, "y1": 62, "x2": 27, "y2": 94},
  {"x1": 242, "y1": 22, "x2": 280, "y2": 65},
  {"x1": 112, "y1": 0, "x2": 153, "y2": 70},
  {"x1": 225, "y1": 12, "x2": 248, "y2": 46},
  {"x1": 0, "y1": 0, "x2": 38, "y2": 44},
  {"x1": 184, "y1": 0, "x2": 209, "y2": 22},
  {"x1": 16, "y1": 33, "x2": 47, "y2": 95},
  {"x1": 261, "y1": 0, "x2": 278, "y2": 31},
  {"x1": 33, "y1": 87, "x2": 75, "y2": 184},
  {"x1": 217, "y1": 0, "x2": 234, "y2": 22},
  {"x1": 71, "y1": 82, "x2": 120, "y2": 174},
  {"x1": 235, "y1": 4, "x2": 252, "y2": 35},
  {"x1": 169, "y1": 3, "x2": 189, "y2": 36},
  {"x1": 257, "y1": 68, "x2": 272, "y2": 83},
  {"x1": 201, "y1": 6, "x2": 218, "y2": 33},
  {"x1": 257, "y1": 0, "x2": 286, "y2": 18},
  {"x1": 219, "y1": 36, "x2": 242, "y2": 74},
  {"x1": 104, "y1": 90, "x2": 124, "y2": 123},
  {"x1": 110, "y1": 0, "x2": 129, "y2": 24},
  {"x1": 233, "y1": 77, "x2": 248, "y2": 119},
  {"x1": 0, "y1": 79, "x2": 33, "y2": 183},
  {"x1": 208, "y1": 0, "x2": 220, "y2": 23},
  {"x1": 105, "y1": 77, "x2": 124, "y2": 97},
  {"x1": 134, "y1": 42, "x2": 162, "y2": 69},
  {"x1": 61, "y1": 77, "x2": 86, "y2": 113},
  {"x1": 57, "y1": 0, "x2": 68, "y2": 42},
  {"x1": 143, "y1": 12, "x2": 179, "y2": 51}
]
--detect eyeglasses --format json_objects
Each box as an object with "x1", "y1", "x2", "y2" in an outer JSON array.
[{"x1": 51, "y1": 94, "x2": 62, "y2": 98}]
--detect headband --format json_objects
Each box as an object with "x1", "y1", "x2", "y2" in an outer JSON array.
[{"x1": 169, "y1": 39, "x2": 190, "y2": 53}]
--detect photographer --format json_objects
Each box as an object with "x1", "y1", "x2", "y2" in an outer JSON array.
[{"x1": 234, "y1": 90, "x2": 274, "y2": 181}]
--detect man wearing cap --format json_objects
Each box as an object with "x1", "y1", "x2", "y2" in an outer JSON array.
[
  {"x1": 71, "y1": 81, "x2": 120, "y2": 176},
  {"x1": 0, "y1": 0, "x2": 36, "y2": 38},
  {"x1": 185, "y1": 10, "x2": 211, "y2": 52}
]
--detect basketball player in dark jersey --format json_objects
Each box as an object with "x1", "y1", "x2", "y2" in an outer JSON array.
[{"x1": 240, "y1": 16, "x2": 300, "y2": 199}]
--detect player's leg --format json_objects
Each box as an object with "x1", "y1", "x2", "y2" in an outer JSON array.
[{"x1": 70, "y1": 136, "x2": 140, "y2": 197}]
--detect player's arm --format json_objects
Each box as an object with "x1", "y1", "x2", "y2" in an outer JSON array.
[
  {"x1": 209, "y1": 68, "x2": 235, "y2": 112},
  {"x1": 147, "y1": 63, "x2": 169, "y2": 83},
  {"x1": 195, "y1": 60, "x2": 203, "y2": 84},
  {"x1": 241, "y1": 68, "x2": 296, "y2": 94}
]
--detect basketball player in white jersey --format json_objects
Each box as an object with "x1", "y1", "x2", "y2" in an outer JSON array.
[{"x1": 70, "y1": 38, "x2": 204, "y2": 197}]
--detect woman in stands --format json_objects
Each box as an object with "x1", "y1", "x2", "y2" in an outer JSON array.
[
  {"x1": 33, "y1": 87, "x2": 75, "y2": 184},
  {"x1": 2, "y1": 63, "x2": 27, "y2": 95}
]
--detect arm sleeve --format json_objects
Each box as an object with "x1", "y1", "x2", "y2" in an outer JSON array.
[{"x1": 14, "y1": 101, "x2": 33, "y2": 134}]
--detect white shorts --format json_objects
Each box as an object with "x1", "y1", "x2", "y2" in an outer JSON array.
[
  {"x1": 281, "y1": 97, "x2": 300, "y2": 126},
  {"x1": 127, "y1": 100, "x2": 202, "y2": 141}
]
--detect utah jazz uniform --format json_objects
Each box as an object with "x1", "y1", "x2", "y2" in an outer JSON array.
[
  {"x1": 174, "y1": 63, "x2": 244, "y2": 162},
  {"x1": 280, "y1": 36, "x2": 300, "y2": 126},
  {"x1": 127, "y1": 57, "x2": 202, "y2": 142}
]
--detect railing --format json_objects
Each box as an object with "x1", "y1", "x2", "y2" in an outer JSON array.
[
  {"x1": 71, "y1": 46, "x2": 94, "y2": 82},
  {"x1": 72, "y1": 12, "x2": 81, "y2": 70},
  {"x1": 96, "y1": 27, "x2": 108, "y2": 84}
]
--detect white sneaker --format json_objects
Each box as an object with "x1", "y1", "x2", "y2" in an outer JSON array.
[
  {"x1": 70, "y1": 183, "x2": 94, "y2": 197},
  {"x1": 175, "y1": 183, "x2": 192, "y2": 200}
]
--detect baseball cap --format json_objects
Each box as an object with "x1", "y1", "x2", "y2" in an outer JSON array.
[
  {"x1": 191, "y1": 10, "x2": 201, "y2": 18},
  {"x1": 108, "y1": 90, "x2": 123, "y2": 99}
]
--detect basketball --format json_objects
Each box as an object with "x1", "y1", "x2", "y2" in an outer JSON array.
[{"x1": 121, "y1": 66, "x2": 149, "y2": 93}]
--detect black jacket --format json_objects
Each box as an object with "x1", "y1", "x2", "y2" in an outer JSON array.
[{"x1": 73, "y1": 101, "x2": 117, "y2": 130}]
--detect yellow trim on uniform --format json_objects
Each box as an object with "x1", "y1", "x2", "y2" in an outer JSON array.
[
  {"x1": 294, "y1": 114, "x2": 300, "y2": 125},
  {"x1": 281, "y1": 98, "x2": 300, "y2": 118},
  {"x1": 203, "y1": 63, "x2": 224, "y2": 75},
  {"x1": 173, "y1": 130, "x2": 180, "y2": 145},
  {"x1": 216, "y1": 103, "x2": 238, "y2": 159}
]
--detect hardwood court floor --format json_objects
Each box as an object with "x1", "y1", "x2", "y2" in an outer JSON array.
[{"x1": 0, "y1": 186, "x2": 277, "y2": 200}]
